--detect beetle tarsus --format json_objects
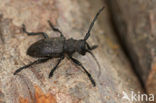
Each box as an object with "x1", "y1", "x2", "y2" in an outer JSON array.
[
  {"x1": 22, "y1": 24, "x2": 49, "y2": 38},
  {"x1": 49, "y1": 56, "x2": 64, "y2": 78},
  {"x1": 70, "y1": 56, "x2": 96, "y2": 86},
  {"x1": 48, "y1": 20, "x2": 64, "y2": 37}
]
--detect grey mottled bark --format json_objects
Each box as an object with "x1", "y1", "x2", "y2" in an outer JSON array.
[
  {"x1": 107, "y1": 0, "x2": 156, "y2": 98},
  {"x1": 0, "y1": 0, "x2": 144, "y2": 102}
]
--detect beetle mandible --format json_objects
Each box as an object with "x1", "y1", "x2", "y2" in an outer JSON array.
[{"x1": 14, "y1": 7, "x2": 104, "y2": 86}]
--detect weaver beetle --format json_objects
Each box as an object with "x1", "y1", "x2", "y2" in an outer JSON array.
[{"x1": 14, "y1": 7, "x2": 104, "y2": 86}]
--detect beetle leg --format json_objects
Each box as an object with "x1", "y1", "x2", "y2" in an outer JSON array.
[
  {"x1": 14, "y1": 57, "x2": 51, "y2": 75},
  {"x1": 49, "y1": 56, "x2": 64, "y2": 78},
  {"x1": 47, "y1": 20, "x2": 64, "y2": 38},
  {"x1": 69, "y1": 57, "x2": 96, "y2": 86},
  {"x1": 22, "y1": 24, "x2": 49, "y2": 39},
  {"x1": 86, "y1": 43, "x2": 98, "y2": 50}
]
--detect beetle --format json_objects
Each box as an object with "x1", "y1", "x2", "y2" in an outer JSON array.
[{"x1": 14, "y1": 7, "x2": 104, "y2": 86}]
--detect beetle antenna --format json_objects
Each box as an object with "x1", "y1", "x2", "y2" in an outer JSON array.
[
  {"x1": 87, "y1": 50, "x2": 101, "y2": 77},
  {"x1": 84, "y1": 6, "x2": 104, "y2": 41}
]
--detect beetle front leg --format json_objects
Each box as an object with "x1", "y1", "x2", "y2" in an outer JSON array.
[
  {"x1": 22, "y1": 24, "x2": 49, "y2": 39},
  {"x1": 86, "y1": 43, "x2": 98, "y2": 50},
  {"x1": 49, "y1": 56, "x2": 64, "y2": 78},
  {"x1": 47, "y1": 20, "x2": 65, "y2": 38},
  {"x1": 69, "y1": 56, "x2": 96, "y2": 86}
]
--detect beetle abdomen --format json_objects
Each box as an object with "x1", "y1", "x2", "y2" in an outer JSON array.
[{"x1": 27, "y1": 37, "x2": 64, "y2": 58}]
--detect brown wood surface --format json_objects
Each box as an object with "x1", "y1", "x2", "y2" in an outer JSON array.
[
  {"x1": 107, "y1": 0, "x2": 156, "y2": 100},
  {"x1": 0, "y1": 0, "x2": 144, "y2": 103}
]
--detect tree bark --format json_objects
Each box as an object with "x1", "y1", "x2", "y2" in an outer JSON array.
[
  {"x1": 107, "y1": 0, "x2": 156, "y2": 100},
  {"x1": 0, "y1": 0, "x2": 144, "y2": 103}
]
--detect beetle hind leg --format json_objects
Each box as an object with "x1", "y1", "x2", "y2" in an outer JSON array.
[
  {"x1": 14, "y1": 57, "x2": 50, "y2": 75},
  {"x1": 47, "y1": 20, "x2": 64, "y2": 38},
  {"x1": 22, "y1": 24, "x2": 49, "y2": 39}
]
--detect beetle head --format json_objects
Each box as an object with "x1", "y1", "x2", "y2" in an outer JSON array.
[
  {"x1": 76, "y1": 40, "x2": 86, "y2": 55},
  {"x1": 77, "y1": 40, "x2": 98, "y2": 55}
]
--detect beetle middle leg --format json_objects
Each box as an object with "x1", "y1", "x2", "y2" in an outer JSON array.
[
  {"x1": 22, "y1": 24, "x2": 49, "y2": 39},
  {"x1": 69, "y1": 57, "x2": 96, "y2": 86},
  {"x1": 47, "y1": 20, "x2": 64, "y2": 37},
  {"x1": 49, "y1": 56, "x2": 64, "y2": 78},
  {"x1": 14, "y1": 57, "x2": 51, "y2": 75}
]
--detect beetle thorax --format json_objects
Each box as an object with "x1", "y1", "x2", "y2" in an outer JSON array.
[{"x1": 64, "y1": 38, "x2": 86, "y2": 55}]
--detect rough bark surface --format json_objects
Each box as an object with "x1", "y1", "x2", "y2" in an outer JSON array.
[
  {"x1": 0, "y1": 0, "x2": 144, "y2": 103},
  {"x1": 107, "y1": 0, "x2": 156, "y2": 99}
]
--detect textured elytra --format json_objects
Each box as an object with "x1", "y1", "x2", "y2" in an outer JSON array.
[{"x1": 27, "y1": 37, "x2": 64, "y2": 58}]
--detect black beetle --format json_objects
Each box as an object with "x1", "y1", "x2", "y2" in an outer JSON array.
[{"x1": 14, "y1": 7, "x2": 104, "y2": 86}]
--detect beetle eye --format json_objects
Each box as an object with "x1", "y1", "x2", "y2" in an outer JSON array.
[{"x1": 81, "y1": 43, "x2": 86, "y2": 50}]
